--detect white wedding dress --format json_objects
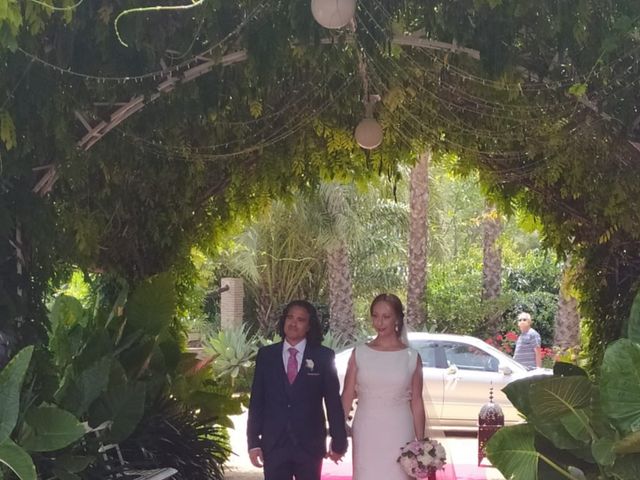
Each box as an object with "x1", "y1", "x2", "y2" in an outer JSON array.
[{"x1": 351, "y1": 344, "x2": 419, "y2": 479}]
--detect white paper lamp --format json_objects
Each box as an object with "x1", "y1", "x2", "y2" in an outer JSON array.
[
  {"x1": 311, "y1": 0, "x2": 356, "y2": 29},
  {"x1": 355, "y1": 117, "x2": 383, "y2": 150}
]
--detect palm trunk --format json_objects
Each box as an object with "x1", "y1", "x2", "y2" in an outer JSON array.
[
  {"x1": 482, "y1": 203, "x2": 503, "y2": 335},
  {"x1": 406, "y1": 151, "x2": 430, "y2": 328},
  {"x1": 554, "y1": 257, "x2": 581, "y2": 352},
  {"x1": 322, "y1": 184, "x2": 356, "y2": 340},
  {"x1": 326, "y1": 241, "x2": 356, "y2": 340}
]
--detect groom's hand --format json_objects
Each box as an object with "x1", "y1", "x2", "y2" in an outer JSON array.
[
  {"x1": 326, "y1": 450, "x2": 343, "y2": 464},
  {"x1": 249, "y1": 448, "x2": 264, "y2": 468}
]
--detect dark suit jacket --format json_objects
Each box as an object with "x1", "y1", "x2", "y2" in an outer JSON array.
[{"x1": 247, "y1": 342, "x2": 348, "y2": 459}]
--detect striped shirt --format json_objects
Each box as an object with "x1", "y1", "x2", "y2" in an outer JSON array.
[{"x1": 513, "y1": 328, "x2": 541, "y2": 368}]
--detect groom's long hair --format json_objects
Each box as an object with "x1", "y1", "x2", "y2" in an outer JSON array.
[{"x1": 277, "y1": 300, "x2": 324, "y2": 347}]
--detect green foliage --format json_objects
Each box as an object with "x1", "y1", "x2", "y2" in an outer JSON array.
[
  {"x1": 600, "y1": 340, "x2": 640, "y2": 434},
  {"x1": 0, "y1": 347, "x2": 33, "y2": 444},
  {"x1": 203, "y1": 326, "x2": 258, "y2": 389},
  {"x1": 0, "y1": 438, "x2": 35, "y2": 480},
  {"x1": 321, "y1": 329, "x2": 354, "y2": 353},
  {"x1": 487, "y1": 290, "x2": 640, "y2": 479},
  {"x1": 118, "y1": 397, "x2": 229, "y2": 480},
  {"x1": 0, "y1": 346, "x2": 85, "y2": 480},
  {"x1": 167, "y1": 353, "x2": 244, "y2": 429},
  {"x1": 1, "y1": 0, "x2": 639, "y2": 392},
  {"x1": 426, "y1": 242, "x2": 559, "y2": 343},
  {"x1": 17, "y1": 405, "x2": 85, "y2": 452},
  {"x1": 126, "y1": 272, "x2": 175, "y2": 337},
  {"x1": 0, "y1": 110, "x2": 16, "y2": 150},
  {"x1": 24, "y1": 271, "x2": 238, "y2": 475}
]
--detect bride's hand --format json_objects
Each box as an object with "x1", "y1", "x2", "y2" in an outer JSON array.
[{"x1": 326, "y1": 450, "x2": 343, "y2": 464}]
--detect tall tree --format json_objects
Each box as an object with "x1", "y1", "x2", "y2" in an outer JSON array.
[
  {"x1": 482, "y1": 203, "x2": 503, "y2": 335},
  {"x1": 322, "y1": 184, "x2": 356, "y2": 340},
  {"x1": 406, "y1": 151, "x2": 430, "y2": 328},
  {"x1": 553, "y1": 257, "x2": 581, "y2": 352}
]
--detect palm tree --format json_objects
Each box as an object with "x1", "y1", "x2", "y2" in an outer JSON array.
[
  {"x1": 320, "y1": 183, "x2": 357, "y2": 340},
  {"x1": 220, "y1": 202, "x2": 325, "y2": 333},
  {"x1": 553, "y1": 257, "x2": 581, "y2": 352},
  {"x1": 482, "y1": 203, "x2": 503, "y2": 335},
  {"x1": 406, "y1": 151, "x2": 431, "y2": 328}
]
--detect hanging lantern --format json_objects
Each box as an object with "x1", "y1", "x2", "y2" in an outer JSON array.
[
  {"x1": 477, "y1": 386, "x2": 504, "y2": 466},
  {"x1": 355, "y1": 118, "x2": 383, "y2": 149},
  {"x1": 311, "y1": 0, "x2": 356, "y2": 29},
  {"x1": 355, "y1": 94, "x2": 383, "y2": 150}
]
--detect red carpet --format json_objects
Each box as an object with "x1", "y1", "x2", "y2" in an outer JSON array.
[{"x1": 321, "y1": 458, "x2": 490, "y2": 480}]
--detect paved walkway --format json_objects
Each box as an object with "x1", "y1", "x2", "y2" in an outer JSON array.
[{"x1": 223, "y1": 413, "x2": 504, "y2": 480}]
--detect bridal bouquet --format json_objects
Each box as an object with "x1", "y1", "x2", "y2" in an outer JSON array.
[{"x1": 397, "y1": 438, "x2": 446, "y2": 479}]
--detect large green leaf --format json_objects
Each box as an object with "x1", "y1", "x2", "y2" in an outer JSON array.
[
  {"x1": 126, "y1": 273, "x2": 175, "y2": 336},
  {"x1": 560, "y1": 410, "x2": 591, "y2": 443},
  {"x1": 502, "y1": 375, "x2": 551, "y2": 417},
  {"x1": 55, "y1": 357, "x2": 112, "y2": 416},
  {"x1": 89, "y1": 382, "x2": 146, "y2": 443},
  {"x1": 0, "y1": 346, "x2": 34, "y2": 443},
  {"x1": 49, "y1": 295, "x2": 86, "y2": 334},
  {"x1": 18, "y1": 405, "x2": 85, "y2": 452},
  {"x1": 486, "y1": 424, "x2": 539, "y2": 480},
  {"x1": 600, "y1": 339, "x2": 640, "y2": 433},
  {"x1": 487, "y1": 425, "x2": 581, "y2": 480},
  {"x1": 591, "y1": 437, "x2": 616, "y2": 466},
  {"x1": 626, "y1": 290, "x2": 640, "y2": 344},
  {"x1": 533, "y1": 415, "x2": 586, "y2": 450},
  {"x1": 530, "y1": 376, "x2": 592, "y2": 419},
  {"x1": 0, "y1": 438, "x2": 36, "y2": 480}
]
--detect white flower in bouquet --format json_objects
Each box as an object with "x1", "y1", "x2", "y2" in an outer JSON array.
[{"x1": 397, "y1": 438, "x2": 447, "y2": 478}]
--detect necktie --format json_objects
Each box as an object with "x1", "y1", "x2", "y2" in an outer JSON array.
[{"x1": 287, "y1": 347, "x2": 298, "y2": 384}]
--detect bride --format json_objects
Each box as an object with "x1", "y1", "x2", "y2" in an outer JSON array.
[{"x1": 341, "y1": 293, "x2": 426, "y2": 479}]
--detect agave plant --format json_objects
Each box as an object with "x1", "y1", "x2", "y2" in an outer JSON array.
[
  {"x1": 202, "y1": 326, "x2": 258, "y2": 385},
  {"x1": 322, "y1": 329, "x2": 354, "y2": 353}
]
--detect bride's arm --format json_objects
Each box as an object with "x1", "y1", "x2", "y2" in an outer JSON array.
[
  {"x1": 410, "y1": 354, "x2": 426, "y2": 439},
  {"x1": 340, "y1": 350, "x2": 357, "y2": 421}
]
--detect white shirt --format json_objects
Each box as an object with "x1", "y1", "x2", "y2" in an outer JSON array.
[{"x1": 282, "y1": 338, "x2": 306, "y2": 373}]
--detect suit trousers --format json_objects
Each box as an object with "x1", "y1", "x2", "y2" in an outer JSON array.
[{"x1": 263, "y1": 436, "x2": 323, "y2": 480}]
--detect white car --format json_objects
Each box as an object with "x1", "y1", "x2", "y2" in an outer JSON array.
[{"x1": 335, "y1": 332, "x2": 551, "y2": 429}]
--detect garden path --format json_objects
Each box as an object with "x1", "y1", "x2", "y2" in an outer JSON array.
[{"x1": 223, "y1": 412, "x2": 505, "y2": 480}]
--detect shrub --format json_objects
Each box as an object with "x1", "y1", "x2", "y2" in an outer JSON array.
[{"x1": 119, "y1": 397, "x2": 230, "y2": 480}]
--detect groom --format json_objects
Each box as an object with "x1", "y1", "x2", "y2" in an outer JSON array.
[{"x1": 247, "y1": 300, "x2": 348, "y2": 480}]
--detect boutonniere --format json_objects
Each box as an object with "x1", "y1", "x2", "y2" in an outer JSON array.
[{"x1": 305, "y1": 359, "x2": 315, "y2": 371}]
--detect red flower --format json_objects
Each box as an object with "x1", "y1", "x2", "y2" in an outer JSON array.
[
  {"x1": 506, "y1": 331, "x2": 518, "y2": 342},
  {"x1": 504, "y1": 345, "x2": 512, "y2": 354},
  {"x1": 496, "y1": 334, "x2": 503, "y2": 341}
]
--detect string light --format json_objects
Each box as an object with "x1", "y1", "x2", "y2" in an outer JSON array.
[{"x1": 16, "y1": 2, "x2": 266, "y2": 84}]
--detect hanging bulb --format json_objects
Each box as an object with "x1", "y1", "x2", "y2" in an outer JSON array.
[
  {"x1": 354, "y1": 94, "x2": 383, "y2": 150},
  {"x1": 311, "y1": 0, "x2": 356, "y2": 29},
  {"x1": 355, "y1": 117, "x2": 383, "y2": 149}
]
